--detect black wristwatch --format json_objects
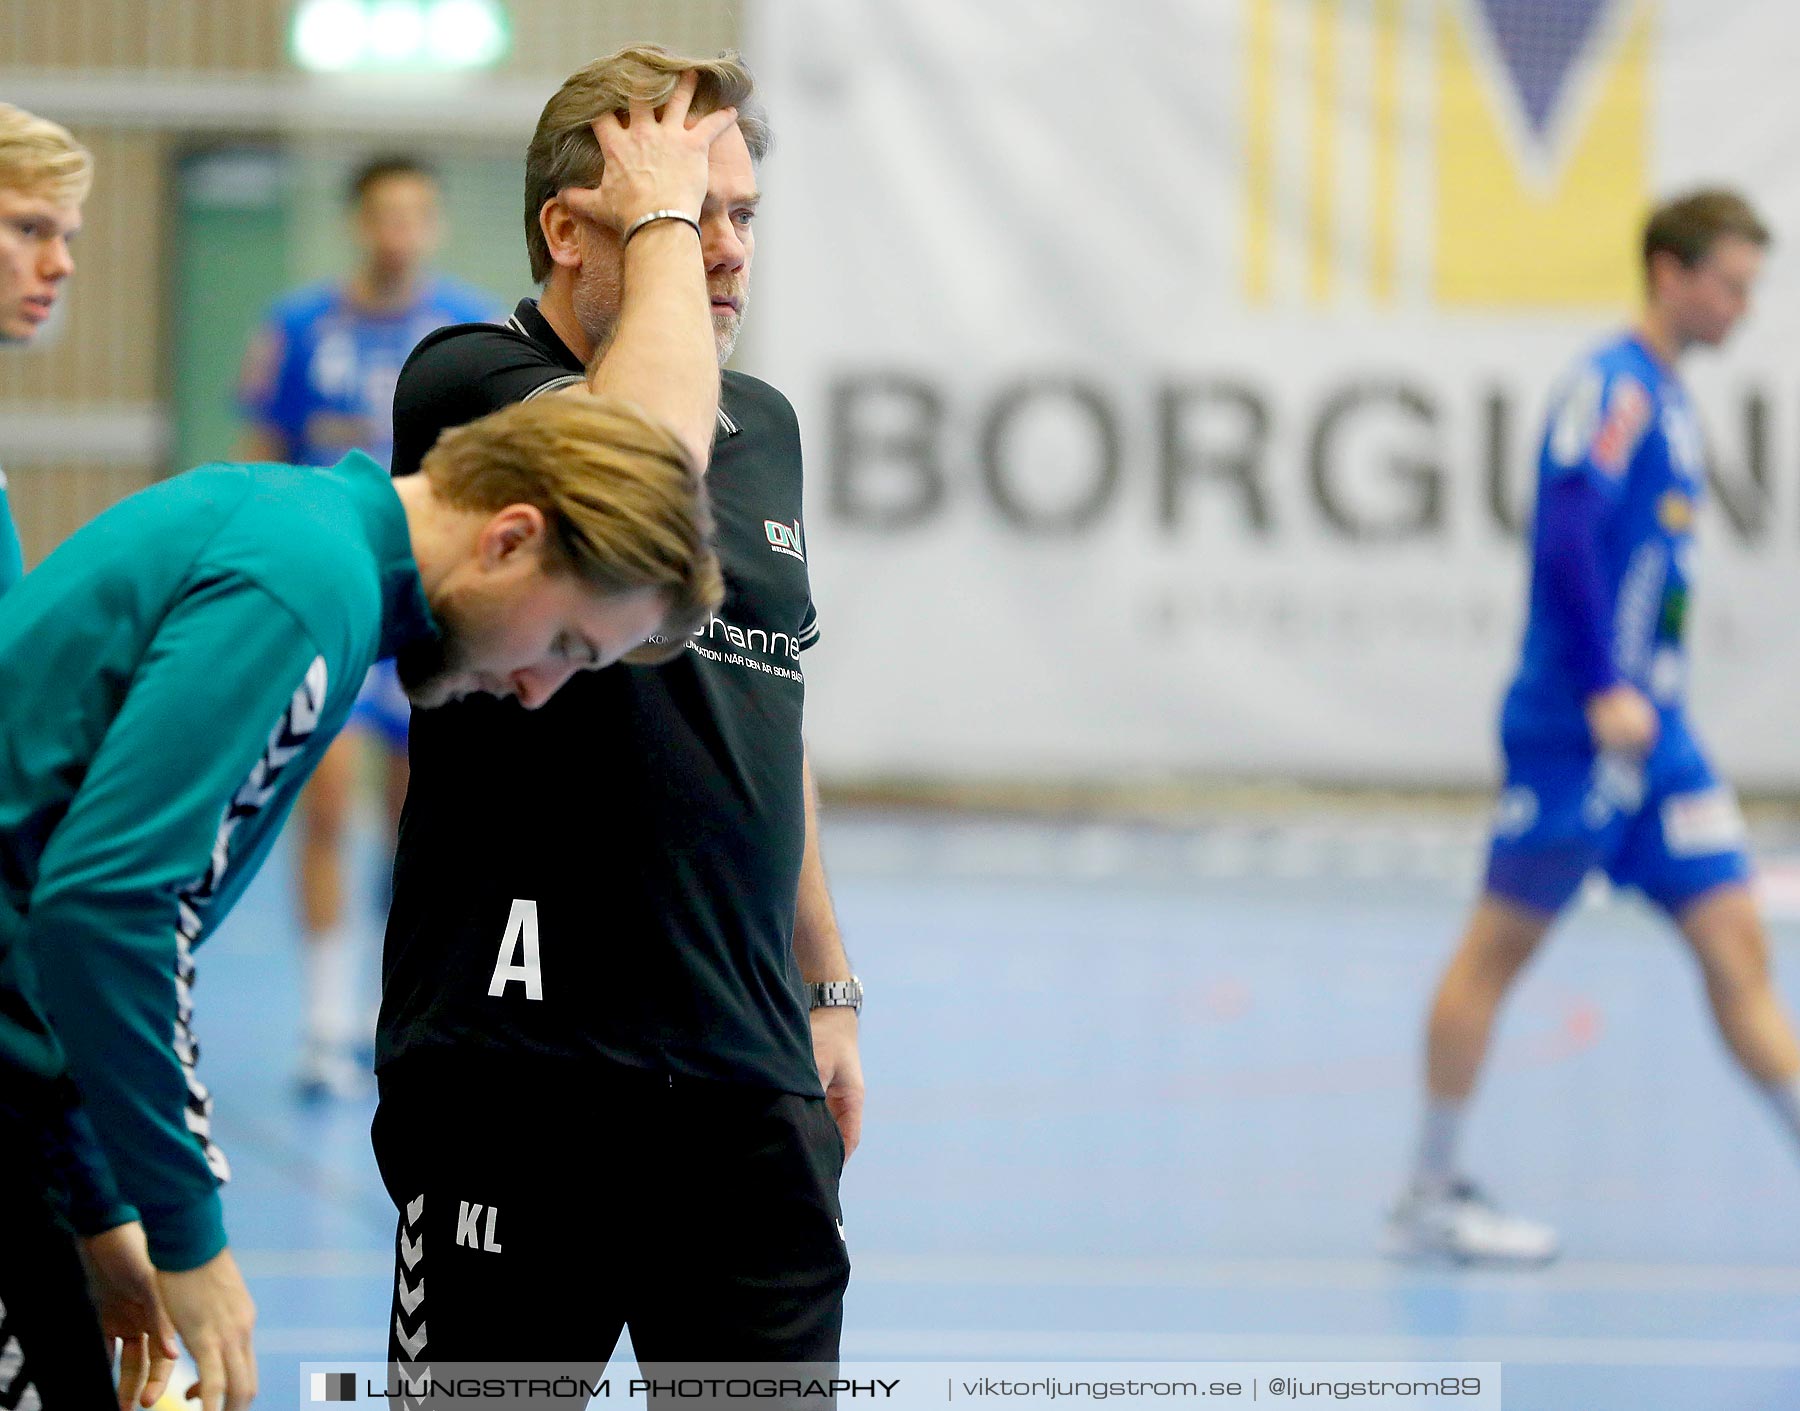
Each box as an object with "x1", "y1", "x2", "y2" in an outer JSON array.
[{"x1": 806, "y1": 976, "x2": 863, "y2": 1015}]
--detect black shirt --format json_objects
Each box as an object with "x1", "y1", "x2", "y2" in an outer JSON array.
[{"x1": 378, "y1": 299, "x2": 823, "y2": 1096}]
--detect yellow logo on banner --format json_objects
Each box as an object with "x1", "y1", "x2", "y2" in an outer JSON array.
[{"x1": 1242, "y1": 0, "x2": 1652, "y2": 309}]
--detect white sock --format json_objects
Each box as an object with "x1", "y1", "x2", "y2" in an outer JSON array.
[
  {"x1": 1414, "y1": 1096, "x2": 1466, "y2": 1194},
  {"x1": 1757, "y1": 1076, "x2": 1800, "y2": 1154},
  {"x1": 302, "y1": 924, "x2": 358, "y2": 1050}
]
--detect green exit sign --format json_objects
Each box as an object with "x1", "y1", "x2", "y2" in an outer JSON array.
[{"x1": 291, "y1": 0, "x2": 510, "y2": 73}]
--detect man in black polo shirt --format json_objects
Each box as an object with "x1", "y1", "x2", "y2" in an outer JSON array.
[{"x1": 374, "y1": 47, "x2": 860, "y2": 1369}]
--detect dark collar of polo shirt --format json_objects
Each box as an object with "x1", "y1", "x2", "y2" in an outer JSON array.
[{"x1": 509, "y1": 297, "x2": 741, "y2": 438}]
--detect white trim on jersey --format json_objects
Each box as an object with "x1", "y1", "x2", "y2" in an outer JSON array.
[{"x1": 521, "y1": 374, "x2": 585, "y2": 400}]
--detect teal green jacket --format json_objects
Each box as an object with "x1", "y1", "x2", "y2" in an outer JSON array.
[
  {"x1": 0, "y1": 451, "x2": 433, "y2": 1270},
  {"x1": 0, "y1": 468, "x2": 23, "y2": 596}
]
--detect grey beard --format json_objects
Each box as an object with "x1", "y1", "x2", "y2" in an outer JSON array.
[{"x1": 576, "y1": 290, "x2": 738, "y2": 370}]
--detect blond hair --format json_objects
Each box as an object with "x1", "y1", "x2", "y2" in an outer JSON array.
[
  {"x1": 1643, "y1": 188, "x2": 1771, "y2": 276},
  {"x1": 524, "y1": 43, "x2": 770, "y2": 282},
  {"x1": 0, "y1": 103, "x2": 92, "y2": 206},
  {"x1": 421, "y1": 395, "x2": 724, "y2": 664}
]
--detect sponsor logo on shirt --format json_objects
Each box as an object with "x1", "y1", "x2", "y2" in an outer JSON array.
[
  {"x1": 1662, "y1": 402, "x2": 1707, "y2": 475},
  {"x1": 1582, "y1": 753, "x2": 1646, "y2": 829},
  {"x1": 1591, "y1": 376, "x2": 1652, "y2": 476},
  {"x1": 1492, "y1": 786, "x2": 1539, "y2": 840},
  {"x1": 765, "y1": 518, "x2": 805, "y2": 562},
  {"x1": 1662, "y1": 787, "x2": 1746, "y2": 858},
  {"x1": 1550, "y1": 369, "x2": 1605, "y2": 468},
  {"x1": 1649, "y1": 644, "x2": 1685, "y2": 704},
  {"x1": 1657, "y1": 491, "x2": 1694, "y2": 534},
  {"x1": 684, "y1": 612, "x2": 806, "y2": 683}
]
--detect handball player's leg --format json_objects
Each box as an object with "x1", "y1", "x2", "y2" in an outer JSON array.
[
  {"x1": 1675, "y1": 884, "x2": 1800, "y2": 1157},
  {"x1": 372, "y1": 1079, "x2": 621, "y2": 1386},
  {"x1": 1425, "y1": 893, "x2": 1556, "y2": 1105},
  {"x1": 628, "y1": 1088, "x2": 849, "y2": 1368},
  {"x1": 1388, "y1": 893, "x2": 1560, "y2": 1263},
  {"x1": 1623, "y1": 724, "x2": 1800, "y2": 1159}
]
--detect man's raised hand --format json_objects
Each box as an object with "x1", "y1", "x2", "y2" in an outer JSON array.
[{"x1": 567, "y1": 70, "x2": 739, "y2": 234}]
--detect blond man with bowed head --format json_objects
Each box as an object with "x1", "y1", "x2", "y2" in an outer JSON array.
[
  {"x1": 0, "y1": 102, "x2": 90, "y2": 595},
  {"x1": 0, "y1": 393, "x2": 720, "y2": 1411},
  {"x1": 373, "y1": 45, "x2": 861, "y2": 1371}
]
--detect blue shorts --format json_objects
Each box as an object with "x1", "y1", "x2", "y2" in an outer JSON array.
[
  {"x1": 1485, "y1": 717, "x2": 1751, "y2": 916},
  {"x1": 349, "y1": 659, "x2": 410, "y2": 751}
]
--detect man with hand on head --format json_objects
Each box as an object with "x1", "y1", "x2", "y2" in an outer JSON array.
[
  {"x1": 375, "y1": 47, "x2": 861, "y2": 1371},
  {"x1": 0, "y1": 391, "x2": 720, "y2": 1409}
]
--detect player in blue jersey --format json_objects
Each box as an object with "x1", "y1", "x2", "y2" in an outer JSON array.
[
  {"x1": 0, "y1": 104, "x2": 89, "y2": 598},
  {"x1": 239, "y1": 156, "x2": 500, "y2": 1099},
  {"x1": 1388, "y1": 190, "x2": 1800, "y2": 1262}
]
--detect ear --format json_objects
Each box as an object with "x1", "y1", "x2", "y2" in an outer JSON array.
[
  {"x1": 1646, "y1": 248, "x2": 1688, "y2": 300},
  {"x1": 540, "y1": 197, "x2": 583, "y2": 271},
  {"x1": 476, "y1": 504, "x2": 549, "y2": 569}
]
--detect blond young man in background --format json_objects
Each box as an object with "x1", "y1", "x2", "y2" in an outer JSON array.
[{"x1": 0, "y1": 102, "x2": 88, "y2": 594}]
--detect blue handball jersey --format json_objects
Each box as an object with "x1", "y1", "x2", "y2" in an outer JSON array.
[
  {"x1": 240, "y1": 278, "x2": 497, "y2": 469},
  {"x1": 1503, "y1": 333, "x2": 1708, "y2": 747}
]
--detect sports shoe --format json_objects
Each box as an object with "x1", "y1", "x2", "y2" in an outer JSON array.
[{"x1": 1386, "y1": 1178, "x2": 1560, "y2": 1264}]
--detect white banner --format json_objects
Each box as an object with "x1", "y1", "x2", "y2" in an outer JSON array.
[{"x1": 746, "y1": 0, "x2": 1800, "y2": 787}]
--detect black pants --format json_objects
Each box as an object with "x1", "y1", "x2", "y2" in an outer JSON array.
[
  {"x1": 0, "y1": 1099, "x2": 114, "y2": 1409},
  {"x1": 373, "y1": 1061, "x2": 850, "y2": 1371}
]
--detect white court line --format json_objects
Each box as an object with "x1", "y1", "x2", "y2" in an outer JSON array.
[
  {"x1": 849, "y1": 1252, "x2": 1800, "y2": 1297},
  {"x1": 841, "y1": 1330, "x2": 1800, "y2": 1368},
  {"x1": 240, "y1": 1249, "x2": 1800, "y2": 1296},
  {"x1": 253, "y1": 1325, "x2": 1800, "y2": 1369}
]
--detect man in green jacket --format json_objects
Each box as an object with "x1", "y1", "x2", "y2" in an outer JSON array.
[
  {"x1": 0, "y1": 84, "x2": 733, "y2": 1411},
  {"x1": 0, "y1": 391, "x2": 721, "y2": 1407}
]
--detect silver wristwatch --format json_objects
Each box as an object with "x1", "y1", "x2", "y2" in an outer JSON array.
[{"x1": 806, "y1": 975, "x2": 863, "y2": 1015}]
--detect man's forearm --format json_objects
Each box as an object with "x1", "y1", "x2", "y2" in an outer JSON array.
[
  {"x1": 794, "y1": 748, "x2": 864, "y2": 1158},
  {"x1": 793, "y1": 749, "x2": 851, "y2": 980},
  {"x1": 587, "y1": 224, "x2": 719, "y2": 471}
]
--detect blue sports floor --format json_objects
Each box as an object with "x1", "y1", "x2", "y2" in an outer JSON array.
[{"x1": 190, "y1": 806, "x2": 1800, "y2": 1411}]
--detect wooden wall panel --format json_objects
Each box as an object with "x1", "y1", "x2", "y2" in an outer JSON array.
[
  {"x1": 0, "y1": 1, "x2": 741, "y2": 77},
  {"x1": 1, "y1": 0, "x2": 284, "y2": 73},
  {"x1": 4, "y1": 462, "x2": 158, "y2": 570}
]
